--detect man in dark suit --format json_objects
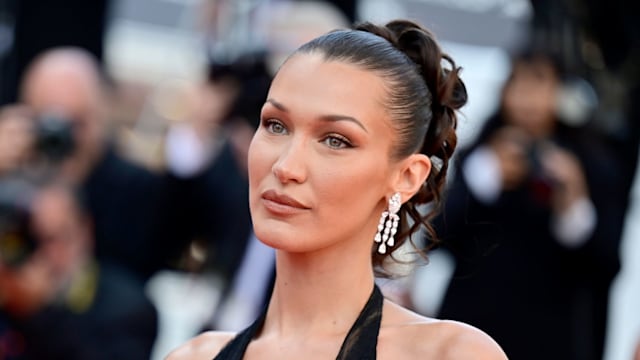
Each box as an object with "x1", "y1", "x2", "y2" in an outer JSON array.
[{"x1": 163, "y1": 51, "x2": 275, "y2": 331}]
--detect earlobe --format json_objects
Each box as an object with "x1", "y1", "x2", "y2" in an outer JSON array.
[{"x1": 393, "y1": 154, "x2": 432, "y2": 201}]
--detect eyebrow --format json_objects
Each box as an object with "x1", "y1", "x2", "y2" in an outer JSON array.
[{"x1": 266, "y1": 98, "x2": 368, "y2": 133}]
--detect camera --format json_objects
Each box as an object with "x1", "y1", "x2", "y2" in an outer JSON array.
[
  {"x1": 527, "y1": 142, "x2": 557, "y2": 206},
  {"x1": 34, "y1": 114, "x2": 75, "y2": 162},
  {"x1": 0, "y1": 178, "x2": 36, "y2": 268}
]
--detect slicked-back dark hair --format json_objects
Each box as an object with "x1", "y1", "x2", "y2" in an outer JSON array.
[{"x1": 292, "y1": 20, "x2": 468, "y2": 276}]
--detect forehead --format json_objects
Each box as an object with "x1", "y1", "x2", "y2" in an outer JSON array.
[
  {"x1": 24, "y1": 65, "x2": 100, "y2": 120},
  {"x1": 512, "y1": 59, "x2": 558, "y2": 82},
  {"x1": 268, "y1": 53, "x2": 388, "y2": 120}
]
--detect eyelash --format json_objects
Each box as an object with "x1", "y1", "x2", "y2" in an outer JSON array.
[
  {"x1": 322, "y1": 134, "x2": 353, "y2": 149},
  {"x1": 263, "y1": 118, "x2": 288, "y2": 135},
  {"x1": 261, "y1": 118, "x2": 354, "y2": 149}
]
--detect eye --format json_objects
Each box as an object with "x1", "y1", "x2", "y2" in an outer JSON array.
[
  {"x1": 263, "y1": 119, "x2": 288, "y2": 135},
  {"x1": 322, "y1": 134, "x2": 352, "y2": 149}
]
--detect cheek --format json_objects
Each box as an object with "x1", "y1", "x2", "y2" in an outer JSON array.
[{"x1": 313, "y1": 158, "x2": 387, "y2": 223}]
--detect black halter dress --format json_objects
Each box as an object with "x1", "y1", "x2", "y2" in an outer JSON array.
[{"x1": 213, "y1": 285, "x2": 384, "y2": 360}]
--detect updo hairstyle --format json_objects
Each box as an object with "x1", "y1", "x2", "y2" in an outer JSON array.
[{"x1": 294, "y1": 20, "x2": 468, "y2": 275}]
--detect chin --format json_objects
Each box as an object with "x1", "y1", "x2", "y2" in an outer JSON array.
[
  {"x1": 254, "y1": 221, "x2": 300, "y2": 251},
  {"x1": 253, "y1": 219, "x2": 327, "y2": 254}
]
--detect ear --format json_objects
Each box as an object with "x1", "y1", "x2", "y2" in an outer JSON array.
[{"x1": 390, "y1": 154, "x2": 431, "y2": 202}]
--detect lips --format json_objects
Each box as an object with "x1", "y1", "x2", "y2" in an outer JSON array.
[{"x1": 261, "y1": 189, "x2": 310, "y2": 214}]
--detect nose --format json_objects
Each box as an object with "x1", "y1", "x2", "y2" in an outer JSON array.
[{"x1": 272, "y1": 139, "x2": 307, "y2": 184}]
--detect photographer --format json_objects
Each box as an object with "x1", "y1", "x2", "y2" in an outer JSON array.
[
  {"x1": 0, "y1": 177, "x2": 157, "y2": 359},
  {"x1": 434, "y1": 50, "x2": 627, "y2": 359},
  {"x1": 18, "y1": 47, "x2": 168, "y2": 282}
]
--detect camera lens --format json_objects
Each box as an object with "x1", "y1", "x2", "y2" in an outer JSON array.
[{"x1": 35, "y1": 115, "x2": 75, "y2": 162}]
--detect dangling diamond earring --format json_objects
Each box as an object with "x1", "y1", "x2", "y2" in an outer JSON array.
[{"x1": 374, "y1": 192, "x2": 401, "y2": 254}]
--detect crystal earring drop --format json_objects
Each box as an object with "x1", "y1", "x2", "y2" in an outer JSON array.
[{"x1": 374, "y1": 192, "x2": 401, "y2": 254}]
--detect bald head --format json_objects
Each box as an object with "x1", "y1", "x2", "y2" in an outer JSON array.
[
  {"x1": 20, "y1": 47, "x2": 108, "y2": 167},
  {"x1": 21, "y1": 47, "x2": 104, "y2": 116}
]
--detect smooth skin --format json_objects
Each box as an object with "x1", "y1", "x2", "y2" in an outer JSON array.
[{"x1": 167, "y1": 53, "x2": 507, "y2": 360}]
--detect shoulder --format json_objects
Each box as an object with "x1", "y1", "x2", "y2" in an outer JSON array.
[
  {"x1": 380, "y1": 301, "x2": 507, "y2": 359},
  {"x1": 430, "y1": 320, "x2": 508, "y2": 360},
  {"x1": 165, "y1": 331, "x2": 236, "y2": 360}
]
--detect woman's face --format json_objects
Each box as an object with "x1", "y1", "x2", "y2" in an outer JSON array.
[
  {"x1": 502, "y1": 59, "x2": 559, "y2": 138},
  {"x1": 248, "y1": 53, "x2": 398, "y2": 253}
]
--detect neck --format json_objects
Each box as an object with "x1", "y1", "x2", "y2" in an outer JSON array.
[{"x1": 264, "y1": 239, "x2": 376, "y2": 339}]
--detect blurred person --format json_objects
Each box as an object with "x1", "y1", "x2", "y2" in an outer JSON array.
[
  {"x1": 156, "y1": 4, "x2": 353, "y2": 351},
  {"x1": 167, "y1": 19, "x2": 506, "y2": 359},
  {"x1": 435, "y1": 49, "x2": 626, "y2": 359},
  {"x1": 19, "y1": 47, "x2": 168, "y2": 281},
  {"x1": 163, "y1": 50, "x2": 276, "y2": 333},
  {"x1": 0, "y1": 105, "x2": 34, "y2": 177},
  {"x1": 0, "y1": 177, "x2": 157, "y2": 359},
  {"x1": 198, "y1": 0, "x2": 349, "y2": 74}
]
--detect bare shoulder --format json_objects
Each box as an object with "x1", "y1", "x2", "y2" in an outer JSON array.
[
  {"x1": 380, "y1": 301, "x2": 507, "y2": 359},
  {"x1": 165, "y1": 331, "x2": 236, "y2": 360},
  {"x1": 432, "y1": 319, "x2": 508, "y2": 359}
]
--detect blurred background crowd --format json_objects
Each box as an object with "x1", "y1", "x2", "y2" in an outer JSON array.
[{"x1": 0, "y1": 0, "x2": 638, "y2": 359}]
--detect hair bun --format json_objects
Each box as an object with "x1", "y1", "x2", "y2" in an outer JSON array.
[
  {"x1": 384, "y1": 20, "x2": 467, "y2": 114},
  {"x1": 356, "y1": 20, "x2": 467, "y2": 161}
]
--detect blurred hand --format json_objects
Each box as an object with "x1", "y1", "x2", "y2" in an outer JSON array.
[
  {"x1": 539, "y1": 144, "x2": 589, "y2": 214},
  {"x1": 488, "y1": 126, "x2": 532, "y2": 190},
  {"x1": 0, "y1": 106, "x2": 35, "y2": 175}
]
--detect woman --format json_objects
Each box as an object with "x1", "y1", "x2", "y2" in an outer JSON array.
[{"x1": 167, "y1": 20, "x2": 506, "y2": 359}]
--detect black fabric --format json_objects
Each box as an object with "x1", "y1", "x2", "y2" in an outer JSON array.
[
  {"x1": 1, "y1": 262, "x2": 157, "y2": 359},
  {"x1": 162, "y1": 141, "x2": 274, "y2": 332},
  {"x1": 213, "y1": 285, "x2": 383, "y2": 360},
  {"x1": 161, "y1": 142, "x2": 253, "y2": 278}
]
